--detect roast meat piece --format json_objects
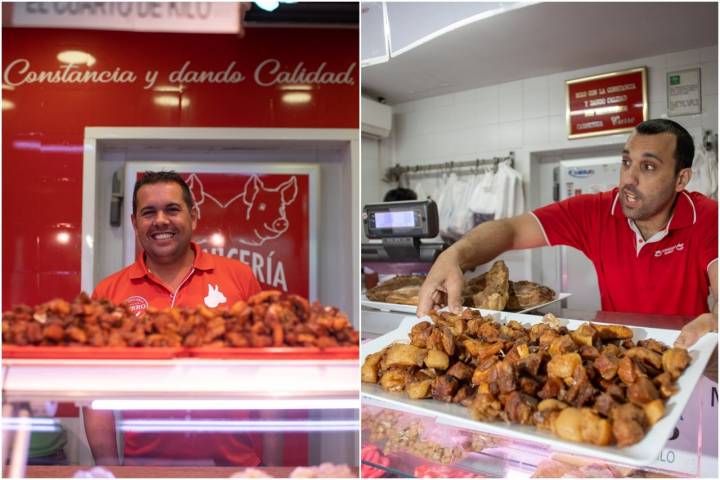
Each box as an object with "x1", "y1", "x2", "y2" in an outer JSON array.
[
  {"x1": 627, "y1": 377, "x2": 659, "y2": 406},
  {"x1": 431, "y1": 374, "x2": 460, "y2": 402},
  {"x1": 472, "y1": 260, "x2": 510, "y2": 310},
  {"x1": 504, "y1": 391, "x2": 538, "y2": 425},
  {"x1": 365, "y1": 275, "x2": 425, "y2": 303},
  {"x1": 505, "y1": 281, "x2": 556, "y2": 311},
  {"x1": 662, "y1": 347, "x2": 691, "y2": 380}
]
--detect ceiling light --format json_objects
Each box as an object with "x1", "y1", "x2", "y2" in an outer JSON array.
[
  {"x1": 254, "y1": 1, "x2": 297, "y2": 13},
  {"x1": 282, "y1": 92, "x2": 311, "y2": 104},
  {"x1": 255, "y1": 1, "x2": 280, "y2": 12},
  {"x1": 56, "y1": 232, "x2": 71, "y2": 244},
  {"x1": 209, "y1": 232, "x2": 225, "y2": 247},
  {"x1": 154, "y1": 95, "x2": 190, "y2": 108},
  {"x1": 57, "y1": 50, "x2": 96, "y2": 67},
  {"x1": 153, "y1": 85, "x2": 185, "y2": 93},
  {"x1": 280, "y1": 84, "x2": 312, "y2": 91}
]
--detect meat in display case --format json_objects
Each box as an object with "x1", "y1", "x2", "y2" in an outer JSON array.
[
  {"x1": 360, "y1": 308, "x2": 718, "y2": 477},
  {"x1": 362, "y1": 396, "x2": 706, "y2": 478},
  {"x1": 1, "y1": 293, "x2": 360, "y2": 478}
]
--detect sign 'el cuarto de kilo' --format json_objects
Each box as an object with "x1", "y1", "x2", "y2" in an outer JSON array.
[
  {"x1": 566, "y1": 67, "x2": 647, "y2": 139},
  {"x1": 11, "y1": 2, "x2": 241, "y2": 34}
]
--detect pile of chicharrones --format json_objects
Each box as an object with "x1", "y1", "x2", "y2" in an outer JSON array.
[
  {"x1": 2, "y1": 291, "x2": 358, "y2": 348},
  {"x1": 362, "y1": 309, "x2": 691, "y2": 447}
]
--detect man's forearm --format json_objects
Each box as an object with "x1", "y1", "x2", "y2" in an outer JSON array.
[
  {"x1": 82, "y1": 408, "x2": 120, "y2": 465},
  {"x1": 446, "y1": 219, "x2": 517, "y2": 271}
]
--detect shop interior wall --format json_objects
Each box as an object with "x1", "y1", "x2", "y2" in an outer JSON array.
[
  {"x1": 2, "y1": 26, "x2": 359, "y2": 311},
  {"x1": 375, "y1": 45, "x2": 718, "y2": 295}
]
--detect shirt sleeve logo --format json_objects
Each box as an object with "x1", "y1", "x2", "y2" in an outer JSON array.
[
  {"x1": 204, "y1": 284, "x2": 227, "y2": 308},
  {"x1": 126, "y1": 296, "x2": 149, "y2": 317}
]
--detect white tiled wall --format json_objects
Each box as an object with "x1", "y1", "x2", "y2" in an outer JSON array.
[{"x1": 371, "y1": 46, "x2": 718, "y2": 280}]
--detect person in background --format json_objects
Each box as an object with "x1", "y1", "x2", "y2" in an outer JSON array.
[
  {"x1": 83, "y1": 171, "x2": 265, "y2": 466},
  {"x1": 383, "y1": 187, "x2": 417, "y2": 202},
  {"x1": 418, "y1": 119, "x2": 717, "y2": 350}
]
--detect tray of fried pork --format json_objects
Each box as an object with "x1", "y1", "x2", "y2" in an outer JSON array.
[
  {"x1": 2, "y1": 291, "x2": 358, "y2": 360},
  {"x1": 360, "y1": 308, "x2": 717, "y2": 466},
  {"x1": 363, "y1": 260, "x2": 569, "y2": 314}
]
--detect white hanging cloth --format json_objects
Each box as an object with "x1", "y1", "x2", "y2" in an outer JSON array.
[
  {"x1": 494, "y1": 161, "x2": 525, "y2": 219},
  {"x1": 469, "y1": 170, "x2": 496, "y2": 216},
  {"x1": 686, "y1": 145, "x2": 718, "y2": 199},
  {"x1": 435, "y1": 172, "x2": 457, "y2": 237},
  {"x1": 413, "y1": 181, "x2": 429, "y2": 201},
  {"x1": 447, "y1": 176, "x2": 474, "y2": 238}
]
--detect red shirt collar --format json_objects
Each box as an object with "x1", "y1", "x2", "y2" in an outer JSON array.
[
  {"x1": 128, "y1": 242, "x2": 215, "y2": 280},
  {"x1": 610, "y1": 188, "x2": 697, "y2": 231}
]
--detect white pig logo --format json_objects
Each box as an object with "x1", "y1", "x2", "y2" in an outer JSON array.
[{"x1": 186, "y1": 174, "x2": 298, "y2": 246}]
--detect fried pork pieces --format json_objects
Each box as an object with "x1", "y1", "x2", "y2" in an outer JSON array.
[
  {"x1": 2, "y1": 291, "x2": 358, "y2": 348},
  {"x1": 361, "y1": 310, "x2": 691, "y2": 447}
]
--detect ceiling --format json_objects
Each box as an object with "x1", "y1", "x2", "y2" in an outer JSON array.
[{"x1": 362, "y1": 2, "x2": 717, "y2": 104}]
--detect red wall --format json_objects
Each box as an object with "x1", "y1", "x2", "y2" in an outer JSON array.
[{"x1": 2, "y1": 27, "x2": 358, "y2": 310}]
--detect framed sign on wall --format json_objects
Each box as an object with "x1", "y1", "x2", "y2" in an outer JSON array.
[
  {"x1": 667, "y1": 68, "x2": 702, "y2": 117},
  {"x1": 566, "y1": 67, "x2": 647, "y2": 139}
]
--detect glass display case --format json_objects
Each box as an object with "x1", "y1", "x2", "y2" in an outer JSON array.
[
  {"x1": 2, "y1": 356, "x2": 359, "y2": 478},
  {"x1": 361, "y1": 395, "x2": 712, "y2": 478}
]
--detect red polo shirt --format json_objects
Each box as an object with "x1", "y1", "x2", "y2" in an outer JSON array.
[
  {"x1": 93, "y1": 242, "x2": 261, "y2": 315},
  {"x1": 92, "y1": 243, "x2": 262, "y2": 466},
  {"x1": 532, "y1": 189, "x2": 717, "y2": 322}
]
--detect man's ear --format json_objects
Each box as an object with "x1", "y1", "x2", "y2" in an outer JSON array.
[
  {"x1": 675, "y1": 167, "x2": 692, "y2": 192},
  {"x1": 131, "y1": 214, "x2": 138, "y2": 232},
  {"x1": 190, "y1": 206, "x2": 198, "y2": 231}
]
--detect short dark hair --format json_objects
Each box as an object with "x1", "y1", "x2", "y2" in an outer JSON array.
[
  {"x1": 634, "y1": 119, "x2": 695, "y2": 173},
  {"x1": 384, "y1": 187, "x2": 418, "y2": 202},
  {"x1": 132, "y1": 171, "x2": 194, "y2": 214}
]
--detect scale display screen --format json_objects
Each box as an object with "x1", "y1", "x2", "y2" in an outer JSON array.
[
  {"x1": 363, "y1": 200, "x2": 439, "y2": 239},
  {"x1": 374, "y1": 210, "x2": 416, "y2": 228}
]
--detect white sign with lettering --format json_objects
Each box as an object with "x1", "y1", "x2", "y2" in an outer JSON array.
[
  {"x1": 3, "y1": 59, "x2": 357, "y2": 90},
  {"x1": 11, "y1": 2, "x2": 239, "y2": 34},
  {"x1": 667, "y1": 68, "x2": 702, "y2": 116}
]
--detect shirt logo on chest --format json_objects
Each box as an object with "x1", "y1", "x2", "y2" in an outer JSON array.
[
  {"x1": 654, "y1": 242, "x2": 684, "y2": 257},
  {"x1": 204, "y1": 284, "x2": 227, "y2": 308},
  {"x1": 126, "y1": 296, "x2": 149, "y2": 317}
]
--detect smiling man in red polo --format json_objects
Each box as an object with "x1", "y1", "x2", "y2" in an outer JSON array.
[
  {"x1": 418, "y1": 119, "x2": 717, "y2": 347},
  {"x1": 84, "y1": 171, "x2": 262, "y2": 466}
]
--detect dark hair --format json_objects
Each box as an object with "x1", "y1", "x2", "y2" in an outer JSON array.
[
  {"x1": 384, "y1": 187, "x2": 417, "y2": 202},
  {"x1": 634, "y1": 119, "x2": 694, "y2": 173},
  {"x1": 132, "y1": 171, "x2": 194, "y2": 214}
]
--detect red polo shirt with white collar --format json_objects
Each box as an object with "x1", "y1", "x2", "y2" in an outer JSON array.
[
  {"x1": 531, "y1": 189, "x2": 717, "y2": 321},
  {"x1": 92, "y1": 242, "x2": 262, "y2": 466},
  {"x1": 92, "y1": 242, "x2": 261, "y2": 315}
]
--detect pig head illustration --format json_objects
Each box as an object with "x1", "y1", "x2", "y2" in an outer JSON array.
[{"x1": 186, "y1": 174, "x2": 298, "y2": 246}]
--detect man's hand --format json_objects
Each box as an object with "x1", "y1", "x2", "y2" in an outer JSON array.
[
  {"x1": 417, "y1": 251, "x2": 465, "y2": 317},
  {"x1": 675, "y1": 313, "x2": 718, "y2": 348},
  {"x1": 675, "y1": 312, "x2": 718, "y2": 382}
]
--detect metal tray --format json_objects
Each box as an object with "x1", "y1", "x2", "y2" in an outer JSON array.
[
  {"x1": 361, "y1": 293, "x2": 571, "y2": 315},
  {"x1": 360, "y1": 312, "x2": 718, "y2": 467}
]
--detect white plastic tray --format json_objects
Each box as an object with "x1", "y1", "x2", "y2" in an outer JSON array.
[
  {"x1": 361, "y1": 292, "x2": 571, "y2": 315},
  {"x1": 360, "y1": 312, "x2": 718, "y2": 467}
]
